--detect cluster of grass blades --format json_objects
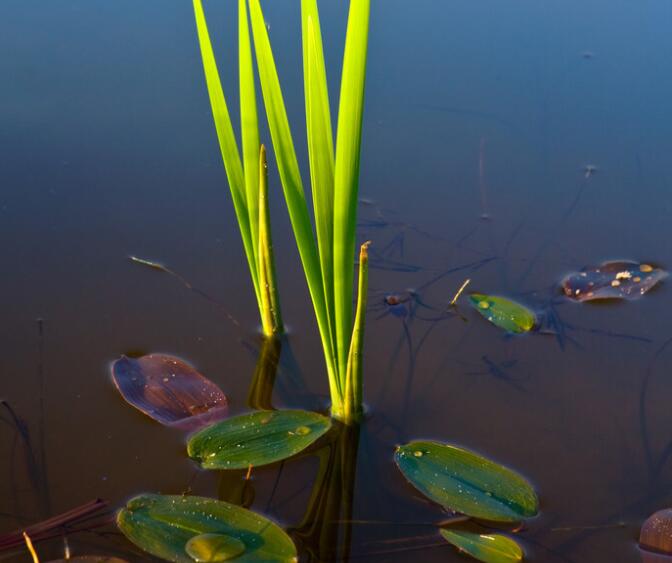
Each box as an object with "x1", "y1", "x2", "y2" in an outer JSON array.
[
  {"x1": 194, "y1": 0, "x2": 372, "y2": 423},
  {"x1": 193, "y1": 0, "x2": 282, "y2": 338}
]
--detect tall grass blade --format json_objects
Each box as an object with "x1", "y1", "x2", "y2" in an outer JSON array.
[
  {"x1": 343, "y1": 241, "x2": 370, "y2": 423},
  {"x1": 247, "y1": 0, "x2": 341, "y2": 404},
  {"x1": 257, "y1": 145, "x2": 283, "y2": 336},
  {"x1": 193, "y1": 0, "x2": 260, "y2": 303},
  {"x1": 333, "y1": 0, "x2": 372, "y2": 381},
  {"x1": 239, "y1": 0, "x2": 261, "y2": 268},
  {"x1": 301, "y1": 0, "x2": 336, "y2": 353}
]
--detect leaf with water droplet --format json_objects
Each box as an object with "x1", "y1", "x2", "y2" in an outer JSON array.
[
  {"x1": 469, "y1": 294, "x2": 536, "y2": 334},
  {"x1": 561, "y1": 260, "x2": 667, "y2": 302},
  {"x1": 440, "y1": 528, "x2": 523, "y2": 563},
  {"x1": 640, "y1": 508, "x2": 672, "y2": 557},
  {"x1": 110, "y1": 354, "x2": 228, "y2": 431},
  {"x1": 185, "y1": 533, "x2": 246, "y2": 561},
  {"x1": 116, "y1": 494, "x2": 296, "y2": 562},
  {"x1": 187, "y1": 410, "x2": 331, "y2": 470},
  {"x1": 394, "y1": 441, "x2": 538, "y2": 522}
]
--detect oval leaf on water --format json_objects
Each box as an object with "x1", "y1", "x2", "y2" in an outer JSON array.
[
  {"x1": 117, "y1": 494, "x2": 297, "y2": 562},
  {"x1": 185, "y1": 533, "x2": 246, "y2": 561},
  {"x1": 440, "y1": 528, "x2": 523, "y2": 563},
  {"x1": 394, "y1": 441, "x2": 538, "y2": 522},
  {"x1": 187, "y1": 410, "x2": 331, "y2": 470},
  {"x1": 640, "y1": 508, "x2": 672, "y2": 556},
  {"x1": 561, "y1": 260, "x2": 667, "y2": 302},
  {"x1": 469, "y1": 294, "x2": 536, "y2": 334},
  {"x1": 111, "y1": 354, "x2": 227, "y2": 431}
]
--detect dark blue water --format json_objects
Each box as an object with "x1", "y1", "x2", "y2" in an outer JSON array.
[{"x1": 2, "y1": 0, "x2": 672, "y2": 561}]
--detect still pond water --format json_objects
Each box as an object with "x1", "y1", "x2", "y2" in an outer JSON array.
[{"x1": 2, "y1": 0, "x2": 672, "y2": 561}]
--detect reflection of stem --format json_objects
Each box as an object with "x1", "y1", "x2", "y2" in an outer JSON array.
[
  {"x1": 640, "y1": 337, "x2": 672, "y2": 481},
  {"x1": 247, "y1": 337, "x2": 282, "y2": 410},
  {"x1": 289, "y1": 423, "x2": 360, "y2": 562},
  {"x1": 36, "y1": 318, "x2": 51, "y2": 518}
]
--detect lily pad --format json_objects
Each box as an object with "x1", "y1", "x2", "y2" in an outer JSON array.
[
  {"x1": 640, "y1": 508, "x2": 672, "y2": 555},
  {"x1": 561, "y1": 260, "x2": 667, "y2": 302},
  {"x1": 187, "y1": 410, "x2": 331, "y2": 470},
  {"x1": 394, "y1": 441, "x2": 538, "y2": 522},
  {"x1": 440, "y1": 528, "x2": 523, "y2": 563},
  {"x1": 116, "y1": 494, "x2": 297, "y2": 562},
  {"x1": 110, "y1": 355, "x2": 227, "y2": 431},
  {"x1": 469, "y1": 294, "x2": 536, "y2": 334}
]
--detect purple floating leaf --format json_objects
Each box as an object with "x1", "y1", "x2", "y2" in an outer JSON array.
[
  {"x1": 111, "y1": 354, "x2": 228, "y2": 431},
  {"x1": 561, "y1": 260, "x2": 667, "y2": 302}
]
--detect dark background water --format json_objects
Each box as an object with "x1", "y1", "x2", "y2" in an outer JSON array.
[{"x1": 2, "y1": 0, "x2": 672, "y2": 561}]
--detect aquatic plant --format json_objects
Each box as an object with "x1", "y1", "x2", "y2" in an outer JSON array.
[
  {"x1": 193, "y1": 0, "x2": 371, "y2": 421},
  {"x1": 247, "y1": 0, "x2": 372, "y2": 422},
  {"x1": 193, "y1": 0, "x2": 283, "y2": 337},
  {"x1": 117, "y1": 494, "x2": 297, "y2": 562}
]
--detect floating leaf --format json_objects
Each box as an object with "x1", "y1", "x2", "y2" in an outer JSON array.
[
  {"x1": 440, "y1": 528, "x2": 523, "y2": 563},
  {"x1": 111, "y1": 355, "x2": 227, "y2": 431},
  {"x1": 641, "y1": 509, "x2": 672, "y2": 555},
  {"x1": 394, "y1": 441, "x2": 538, "y2": 522},
  {"x1": 561, "y1": 260, "x2": 667, "y2": 302},
  {"x1": 187, "y1": 410, "x2": 331, "y2": 470},
  {"x1": 117, "y1": 494, "x2": 297, "y2": 563},
  {"x1": 469, "y1": 294, "x2": 536, "y2": 334}
]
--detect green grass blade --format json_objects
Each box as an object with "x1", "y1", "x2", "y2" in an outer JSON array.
[
  {"x1": 247, "y1": 0, "x2": 341, "y2": 401},
  {"x1": 257, "y1": 145, "x2": 283, "y2": 336},
  {"x1": 239, "y1": 0, "x2": 260, "y2": 270},
  {"x1": 333, "y1": 0, "x2": 371, "y2": 382},
  {"x1": 342, "y1": 241, "x2": 369, "y2": 423},
  {"x1": 301, "y1": 0, "x2": 336, "y2": 352},
  {"x1": 193, "y1": 0, "x2": 260, "y2": 303}
]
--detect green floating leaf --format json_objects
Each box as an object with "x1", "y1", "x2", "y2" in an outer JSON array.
[
  {"x1": 394, "y1": 441, "x2": 538, "y2": 522},
  {"x1": 440, "y1": 528, "x2": 523, "y2": 563},
  {"x1": 469, "y1": 293, "x2": 536, "y2": 334},
  {"x1": 187, "y1": 409, "x2": 331, "y2": 470},
  {"x1": 117, "y1": 494, "x2": 297, "y2": 563}
]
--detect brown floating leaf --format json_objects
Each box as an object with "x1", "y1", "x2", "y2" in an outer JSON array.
[
  {"x1": 111, "y1": 354, "x2": 227, "y2": 431},
  {"x1": 641, "y1": 509, "x2": 672, "y2": 556},
  {"x1": 561, "y1": 260, "x2": 667, "y2": 302}
]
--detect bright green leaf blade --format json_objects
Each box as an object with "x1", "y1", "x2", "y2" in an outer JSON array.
[
  {"x1": 187, "y1": 409, "x2": 332, "y2": 470},
  {"x1": 469, "y1": 293, "x2": 536, "y2": 334},
  {"x1": 257, "y1": 145, "x2": 283, "y2": 336},
  {"x1": 301, "y1": 0, "x2": 336, "y2": 349},
  {"x1": 440, "y1": 529, "x2": 524, "y2": 563},
  {"x1": 239, "y1": 0, "x2": 261, "y2": 266},
  {"x1": 333, "y1": 0, "x2": 371, "y2": 379},
  {"x1": 192, "y1": 0, "x2": 260, "y2": 303},
  {"x1": 247, "y1": 0, "x2": 339, "y2": 400},
  {"x1": 394, "y1": 441, "x2": 539, "y2": 522},
  {"x1": 117, "y1": 494, "x2": 297, "y2": 562}
]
